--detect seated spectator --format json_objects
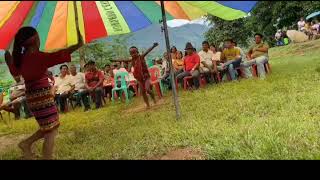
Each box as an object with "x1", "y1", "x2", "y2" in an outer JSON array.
[
  {"x1": 176, "y1": 42, "x2": 200, "y2": 89},
  {"x1": 171, "y1": 46, "x2": 182, "y2": 59},
  {"x1": 210, "y1": 45, "x2": 223, "y2": 80},
  {"x1": 211, "y1": 45, "x2": 222, "y2": 69},
  {"x1": 172, "y1": 47, "x2": 184, "y2": 74},
  {"x1": 219, "y1": 39, "x2": 242, "y2": 81},
  {"x1": 54, "y1": 65, "x2": 74, "y2": 113},
  {"x1": 241, "y1": 33, "x2": 269, "y2": 79},
  {"x1": 304, "y1": 21, "x2": 313, "y2": 40},
  {"x1": 232, "y1": 41, "x2": 247, "y2": 62},
  {"x1": 70, "y1": 64, "x2": 91, "y2": 111},
  {"x1": 1, "y1": 76, "x2": 32, "y2": 119},
  {"x1": 298, "y1": 17, "x2": 306, "y2": 32},
  {"x1": 127, "y1": 65, "x2": 136, "y2": 82},
  {"x1": 275, "y1": 30, "x2": 284, "y2": 46},
  {"x1": 232, "y1": 42, "x2": 248, "y2": 76},
  {"x1": 211, "y1": 45, "x2": 221, "y2": 61},
  {"x1": 48, "y1": 71, "x2": 55, "y2": 86},
  {"x1": 103, "y1": 64, "x2": 113, "y2": 101},
  {"x1": 47, "y1": 71, "x2": 55, "y2": 95},
  {"x1": 198, "y1": 41, "x2": 215, "y2": 83},
  {"x1": 85, "y1": 61, "x2": 104, "y2": 109},
  {"x1": 153, "y1": 57, "x2": 164, "y2": 74},
  {"x1": 160, "y1": 52, "x2": 172, "y2": 89},
  {"x1": 112, "y1": 62, "x2": 130, "y2": 83},
  {"x1": 162, "y1": 52, "x2": 170, "y2": 75},
  {"x1": 311, "y1": 21, "x2": 320, "y2": 39},
  {"x1": 111, "y1": 62, "x2": 134, "y2": 98}
]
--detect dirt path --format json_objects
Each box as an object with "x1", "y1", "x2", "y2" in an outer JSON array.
[
  {"x1": 0, "y1": 134, "x2": 26, "y2": 153},
  {"x1": 123, "y1": 98, "x2": 167, "y2": 115}
]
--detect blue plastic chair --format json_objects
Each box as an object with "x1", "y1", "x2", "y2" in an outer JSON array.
[{"x1": 111, "y1": 71, "x2": 130, "y2": 103}]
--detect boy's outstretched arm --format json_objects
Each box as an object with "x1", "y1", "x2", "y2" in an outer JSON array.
[{"x1": 142, "y1": 43, "x2": 159, "y2": 57}]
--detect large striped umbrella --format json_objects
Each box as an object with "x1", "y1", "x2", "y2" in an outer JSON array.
[{"x1": 0, "y1": 1, "x2": 256, "y2": 51}]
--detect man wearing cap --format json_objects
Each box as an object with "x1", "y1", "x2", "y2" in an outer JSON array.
[
  {"x1": 241, "y1": 33, "x2": 269, "y2": 79},
  {"x1": 176, "y1": 42, "x2": 201, "y2": 89}
]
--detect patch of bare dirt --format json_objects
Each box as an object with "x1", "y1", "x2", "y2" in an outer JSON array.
[
  {"x1": 148, "y1": 148, "x2": 205, "y2": 160},
  {"x1": 0, "y1": 134, "x2": 26, "y2": 152},
  {"x1": 122, "y1": 98, "x2": 167, "y2": 115}
]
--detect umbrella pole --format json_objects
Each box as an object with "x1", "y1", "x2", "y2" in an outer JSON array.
[
  {"x1": 73, "y1": 1, "x2": 85, "y2": 70},
  {"x1": 160, "y1": 1, "x2": 181, "y2": 120},
  {"x1": 73, "y1": 1, "x2": 80, "y2": 36}
]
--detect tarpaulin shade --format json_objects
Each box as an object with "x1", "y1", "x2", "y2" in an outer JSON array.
[{"x1": 0, "y1": 1, "x2": 256, "y2": 51}]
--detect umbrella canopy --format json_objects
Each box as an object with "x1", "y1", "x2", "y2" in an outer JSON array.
[
  {"x1": 306, "y1": 11, "x2": 320, "y2": 20},
  {"x1": 0, "y1": 1, "x2": 256, "y2": 51}
]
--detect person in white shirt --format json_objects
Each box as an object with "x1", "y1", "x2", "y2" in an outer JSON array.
[
  {"x1": 198, "y1": 41, "x2": 215, "y2": 83},
  {"x1": 69, "y1": 64, "x2": 91, "y2": 111},
  {"x1": 297, "y1": 17, "x2": 306, "y2": 32},
  {"x1": 54, "y1": 65, "x2": 74, "y2": 113}
]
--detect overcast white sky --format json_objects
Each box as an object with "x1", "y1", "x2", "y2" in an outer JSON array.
[{"x1": 167, "y1": 17, "x2": 210, "y2": 27}]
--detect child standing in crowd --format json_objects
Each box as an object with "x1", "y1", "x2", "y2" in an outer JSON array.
[{"x1": 5, "y1": 26, "x2": 83, "y2": 160}]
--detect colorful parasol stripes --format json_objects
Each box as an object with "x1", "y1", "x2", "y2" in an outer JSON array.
[{"x1": 0, "y1": 1, "x2": 256, "y2": 52}]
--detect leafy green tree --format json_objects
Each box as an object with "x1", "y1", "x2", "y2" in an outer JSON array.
[
  {"x1": 205, "y1": 1, "x2": 320, "y2": 48},
  {"x1": 205, "y1": 16, "x2": 252, "y2": 48}
]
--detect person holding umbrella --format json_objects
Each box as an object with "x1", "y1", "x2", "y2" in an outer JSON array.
[{"x1": 4, "y1": 26, "x2": 84, "y2": 160}]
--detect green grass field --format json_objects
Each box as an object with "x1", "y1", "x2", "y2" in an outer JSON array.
[{"x1": 1, "y1": 40, "x2": 320, "y2": 160}]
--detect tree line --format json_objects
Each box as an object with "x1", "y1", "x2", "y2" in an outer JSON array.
[{"x1": 205, "y1": 1, "x2": 320, "y2": 48}]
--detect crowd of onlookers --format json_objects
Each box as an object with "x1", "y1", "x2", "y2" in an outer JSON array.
[
  {"x1": 297, "y1": 17, "x2": 320, "y2": 40},
  {"x1": 0, "y1": 32, "x2": 271, "y2": 120},
  {"x1": 273, "y1": 17, "x2": 320, "y2": 46}
]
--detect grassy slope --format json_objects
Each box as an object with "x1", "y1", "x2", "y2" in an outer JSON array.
[{"x1": 1, "y1": 40, "x2": 320, "y2": 160}]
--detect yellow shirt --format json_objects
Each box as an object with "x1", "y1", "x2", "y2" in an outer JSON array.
[
  {"x1": 249, "y1": 42, "x2": 269, "y2": 59},
  {"x1": 173, "y1": 58, "x2": 184, "y2": 70},
  {"x1": 221, "y1": 48, "x2": 240, "y2": 61}
]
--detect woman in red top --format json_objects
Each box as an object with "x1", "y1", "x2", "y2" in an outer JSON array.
[
  {"x1": 176, "y1": 42, "x2": 201, "y2": 89},
  {"x1": 5, "y1": 26, "x2": 83, "y2": 160}
]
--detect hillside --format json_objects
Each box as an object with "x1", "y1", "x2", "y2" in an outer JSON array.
[{"x1": 102, "y1": 23, "x2": 210, "y2": 56}]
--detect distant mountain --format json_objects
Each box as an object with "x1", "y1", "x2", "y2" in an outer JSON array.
[{"x1": 101, "y1": 23, "x2": 210, "y2": 57}]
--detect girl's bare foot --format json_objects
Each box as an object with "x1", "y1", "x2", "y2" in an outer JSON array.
[{"x1": 18, "y1": 141, "x2": 36, "y2": 160}]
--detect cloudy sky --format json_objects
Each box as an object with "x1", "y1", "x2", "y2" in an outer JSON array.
[{"x1": 167, "y1": 17, "x2": 210, "y2": 28}]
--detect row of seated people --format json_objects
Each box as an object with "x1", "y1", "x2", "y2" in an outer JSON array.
[
  {"x1": 155, "y1": 33, "x2": 270, "y2": 90},
  {"x1": 0, "y1": 76, "x2": 32, "y2": 120},
  {"x1": 52, "y1": 60, "x2": 141, "y2": 113},
  {"x1": 0, "y1": 60, "x2": 140, "y2": 119}
]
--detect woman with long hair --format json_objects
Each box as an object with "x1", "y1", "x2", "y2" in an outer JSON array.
[{"x1": 5, "y1": 26, "x2": 83, "y2": 160}]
